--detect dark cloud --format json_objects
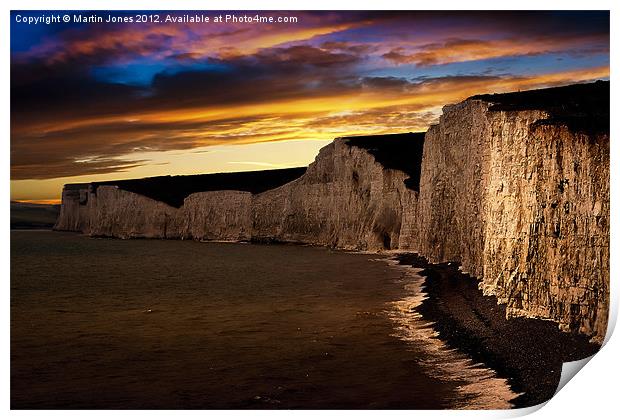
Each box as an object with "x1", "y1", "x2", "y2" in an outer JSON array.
[
  {"x1": 254, "y1": 45, "x2": 361, "y2": 68},
  {"x1": 12, "y1": 43, "x2": 363, "y2": 121},
  {"x1": 10, "y1": 11, "x2": 609, "y2": 182},
  {"x1": 320, "y1": 41, "x2": 374, "y2": 55},
  {"x1": 11, "y1": 40, "x2": 369, "y2": 178},
  {"x1": 11, "y1": 155, "x2": 148, "y2": 180},
  {"x1": 361, "y1": 76, "x2": 411, "y2": 91},
  {"x1": 382, "y1": 32, "x2": 609, "y2": 67},
  {"x1": 305, "y1": 105, "x2": 439, "y2": 133}
]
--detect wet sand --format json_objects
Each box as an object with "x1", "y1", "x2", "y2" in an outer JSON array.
[{"x1": 395, "y1": 253, "x2": 600, "y2": 408}]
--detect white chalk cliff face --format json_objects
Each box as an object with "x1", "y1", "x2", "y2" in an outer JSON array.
[
  {"x1": 54, "y1": 87, "x2": 609, "y2": 343},
  {"x1": 55, "y1": 138, "x2": 417, "y2": 249},
  {"x1": 416, "y1": 100, "x2": 609, "y2": 343},
  {"x1": 252, "y1": 140, "x2": 417, "y2": 249}
]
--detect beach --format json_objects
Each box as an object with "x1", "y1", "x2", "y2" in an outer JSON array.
[{"x1": 395, "y1": 253, "x2": 600, "y2": 407}]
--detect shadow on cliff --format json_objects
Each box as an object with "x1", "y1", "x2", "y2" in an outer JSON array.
[
  {"x1": 89, "y1": 167, "x2": 307, "y2": 208},
  {"x1": 472, "y1": 80, "x2": 609, "y2": 137},
  {"x1": 345, "y1": 132, "x2": 425, "y2": 191}
]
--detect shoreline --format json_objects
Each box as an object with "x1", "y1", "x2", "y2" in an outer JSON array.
[
  {"x1": 383, "y1": 258, "x2": 518, "y2": 409},
  {"x1": 13, "y1": 230, "x2": 602, "y2": 407},
  {"x1": 395, "y1": 253, "x2": 600, "y2": 408},
  {"x1": 10, "y1": 231, "x2": 486, "y2": 409}
]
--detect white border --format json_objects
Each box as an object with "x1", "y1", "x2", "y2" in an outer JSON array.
[{"x1": 4, "y1": 2, "x2": 617, "y2": 419}]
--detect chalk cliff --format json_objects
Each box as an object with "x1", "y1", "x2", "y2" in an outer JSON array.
[
  {"x1": 54, "y1": 134, "x2": 423, "y2": 249},
  {"x1": 252, "y1": 135, "x2": 423, "y2": 249},
  {"x1": 415, "y1": 82, "x2": 609, "y2": 342},
  {"x1": 54, "y1": 81, "x2": 609, "y2": 342},
  {"x1": 417, "y1": 108, "x2": 609, "y2": 341}
]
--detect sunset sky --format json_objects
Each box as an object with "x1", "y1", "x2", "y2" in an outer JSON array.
[{"x1": 10, "y1": 11, "x2": 609, "y2": 202}]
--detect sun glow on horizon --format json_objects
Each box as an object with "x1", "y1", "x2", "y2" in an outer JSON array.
[{"x1": 10, "y1": 11, "x2": 609, "y2": 201}]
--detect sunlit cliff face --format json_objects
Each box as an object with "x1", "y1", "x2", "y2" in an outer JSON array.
[{"x1": 10, "y1": 11, "x2": 609, "y2": 202}]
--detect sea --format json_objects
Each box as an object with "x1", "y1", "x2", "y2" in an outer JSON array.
[{"x1": 11, "y1": 230, "x2": 516, "y2": 409}]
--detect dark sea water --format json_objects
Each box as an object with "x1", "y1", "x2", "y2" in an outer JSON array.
[{"x1": 11, "y1": 231, "x2": 514, "y2": 409}]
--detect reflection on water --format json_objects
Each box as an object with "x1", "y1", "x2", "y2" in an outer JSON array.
[
  {"x1": 11, "y1": 231, "x2": 512, "y2": 409},
  {"x1": 383, "y1": 260, "x2": 517, "y2": 409}
]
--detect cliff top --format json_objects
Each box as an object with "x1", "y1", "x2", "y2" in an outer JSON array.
[
  {"x1": 344, "y1": 132, "x2": 425, "y2": 191},
  {"x1": 471, "y1": 80, "x2": 609, "y2": 135},
  {"x1": 68, "y1": 167, "x2": 307, "y2": 208}
]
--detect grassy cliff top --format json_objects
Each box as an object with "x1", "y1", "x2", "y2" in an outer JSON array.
[
  {"x1": 345, "y1": 132, "x2": 426, "y2": 191},
  {"x1": 67, "y1": 167, "x2": 307, "y2": 208},
  {"x1": 471, "y1": 80, "x2": 609, "y2": 135}
]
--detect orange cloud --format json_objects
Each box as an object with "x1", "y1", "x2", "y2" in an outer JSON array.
[
  {"x1": 383, "y1": 34, "x2": 608, "y2": 66},
  {"x1": 22, "y1": 16, "x2": 364, "y2": 67},
  {"x1": 11, "y1": 65, "x2": 609, "y2": 183}
]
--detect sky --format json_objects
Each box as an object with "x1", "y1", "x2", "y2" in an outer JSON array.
[{"x1": 10, "y1": 10, "x2": 609, "y2": 203}]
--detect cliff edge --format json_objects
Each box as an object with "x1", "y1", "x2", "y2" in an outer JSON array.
[
  {"x1": 416, "y1": 81, "x2": 609, "y2": 342},
  {"x1": 54, "y1": 81, "x2": 609, "y2": 343}
]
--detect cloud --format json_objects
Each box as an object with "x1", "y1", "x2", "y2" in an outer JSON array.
[
  {"x1": 11, "y1": 64, "x2": 609, "y2": 180},
  {"x1": 10, "y1": 11, "x2": 610, "y2": 184},
  {"x1": 360, "y1": 76, "x2": 412, "y2": 91},
  {"x1": 253, "y1": 45, "x2": 361, "y2": 68},
  {"x1": 320, "y1": 41, "x2": 375, "y2": 55},
  {"x1": 382, "y1": 34, "x2": 609, "y2": 67},
  {"x1": 11, "y1": 157, "x2": 147, "y2": 180},
  {"x1": 16, "y1": 12, "x2": 371, "y2": 69}
]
